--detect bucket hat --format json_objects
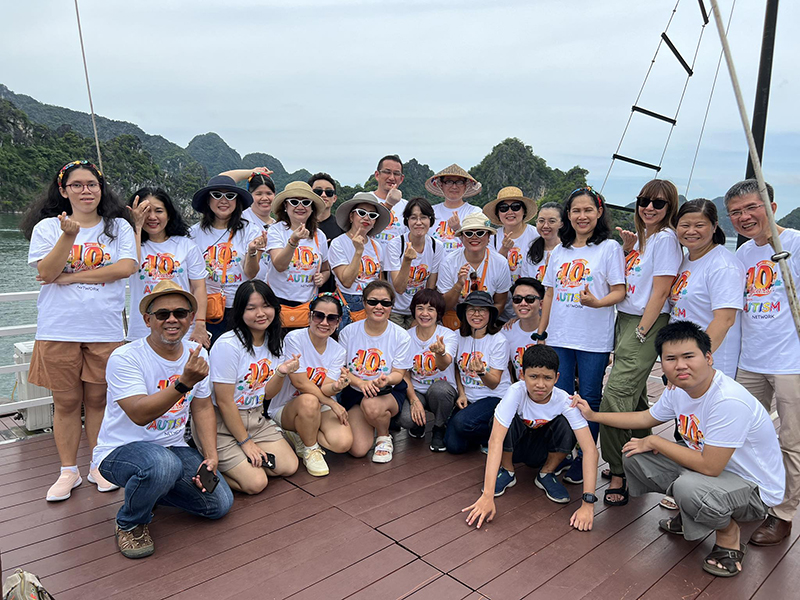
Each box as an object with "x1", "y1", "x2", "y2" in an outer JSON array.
[
  {"x1": 456, "y1": 291, "x2": 498, "y2": 324},
  {"x1": 335, "y1": 192, "x2": 392, "y2": 236},
  {"x1": 482, "y1": 186, "x2": 538, "y2": 225},
  {"x1": 192, "y1": 175, "x2": 253, "y2": 212},
  {"x1": 424, "y1": 164, "x2": 482, "y2": 199},
  {"x1": 454, "y1": 212, "x2": 497, "y2": 236}
]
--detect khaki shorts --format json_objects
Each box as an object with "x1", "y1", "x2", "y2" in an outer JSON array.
[
  {"x1": 272, "y1": 402, "x2": 331, "y2": 430},
  {"x1": 27, "y1": 340, "x2": 122, "y2": 392}
]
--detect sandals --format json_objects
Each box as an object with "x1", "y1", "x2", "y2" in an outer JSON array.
[
  {"x1": 703, "y1": 543, "x2": 747, "y2": 577},
  {"x1": 603, "y1": 476, "x2": 628, "y2": 506},
  {"x1": 372, "y1": 435, "x2": 394, "y2": 463},
  {"x1": 658, "y1": 513, "x2": 684, "y2": 535},
  {"x1": 660, "y1": 495, "x2": 679, "y2": 510},
  {"x1": 600, "y1": 468, "x2": 611, "y2": 480}
]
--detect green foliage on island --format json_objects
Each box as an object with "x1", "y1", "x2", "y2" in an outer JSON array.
[{"x1": 778, "y1": 207, "x2": 800, "y2": 229}]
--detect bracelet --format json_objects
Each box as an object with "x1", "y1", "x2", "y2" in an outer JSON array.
[
  {"x1": 276, "y1": 369, "x2": 287, "y2": 378},
  {"x1": 236, "y1": 435, "x2": 252, "y2": 446},
  {"x1": 195, "y1": 318, "x2": 206, "y2": 322},
  {"x1": 288, "y1": 240, "x2": 299, "y2": 247},
  {"x1": 248, "y1": 250, "x2": 259, "y2": 257}
]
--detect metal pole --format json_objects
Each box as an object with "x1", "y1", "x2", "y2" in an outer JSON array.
[{"x1": 708, "y1": 0, "x2": 800, "y2": 342}]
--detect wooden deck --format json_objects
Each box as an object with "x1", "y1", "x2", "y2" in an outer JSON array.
[{"x1": 0, "y1": 373, "x2": 796, "y2": 599}]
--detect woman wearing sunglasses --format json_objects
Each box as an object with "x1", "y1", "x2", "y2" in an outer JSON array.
[
  {"x1": 437, "y1": 212, "x2": 512, "y2": 329},
  {"x1": 538, "y1": 187, "x2": 626, "y2": 484},
  {"x1": 598, "y1": 180, "x2": 682, "y2": 506},
  {"x1": 267, "y1": 294, "x2": 353, "y2": 476},
  {"x1": 189, "y1": 175, "x2": 266, "y2": 343},
  {"x1": 503, "y1": 277, "x2": 546, "y2": 381},
  {"x1": 339, "y1": 281, "x2": 413, "y2": 463},
  {"x1": 265, "y1": 182, "x2": 331, "y2": 329},
  {"x1": 425, "y1": 164, "x2": 483, "y2": 253},
  {"x1": 329, "y1": 192, "x2": 391, "y2": 328},
  {"x1": 198, "y1": 281, "x2": 299, "y2": 495},
  {"x1": 445, "y1": 291, "x2": 512, "y2": 454},
  {"x1": 523, "y1": 202, "x2": 563, "y2": 282}
]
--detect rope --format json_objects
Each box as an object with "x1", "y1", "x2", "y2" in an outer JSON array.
[{"x1": 73, "y1": 0, "x2": 103, "y2": 174}]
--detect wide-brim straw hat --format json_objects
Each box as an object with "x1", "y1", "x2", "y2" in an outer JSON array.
[
  {"x1": 454, "y1": 212, "x2": 497, "y2": 236},
  {"x1": 425, "y1": 164, "x2": 482, "y2": 199},
  {"x1": 456, "y1": 291, "x2": 498, "y2": 325},
  {"x1": 192, "y1": 175, "x2": 253, "y2": 212},
  {"x1": 139, "y1": 280, "x2": 198, "y2": 316},
  {"x1": 482, "y1": 186, "x2": 538, "y2": 225},
  {"x1": 335, "y1": 192, "x2": 392, "y2": 236},
  {"x1": 272, "y1": 181, "x2": 325, "y2": 215}
]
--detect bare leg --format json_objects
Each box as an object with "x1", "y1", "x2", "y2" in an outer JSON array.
[
  {"x1": 280, "y1": 394, "x2": 322, "y2": 447},
  {"x1": 360, "y1": 394, "x2": 399, "y2": 438},
  {"x1": 347, "y1": 406, "x2": 375, "y2": 458},
  {"x1": 257, "y1": 439, "x2": 298, "y2": 477},
  {"x1": 53, "y1": 385, "x2": 84, "y2": 467},
  {"x1": 82, "y1": 381, "x2": 107, "y2": 450},
  {"x1": 501, "y1": 451, "x2": 514, "y2": 472},
  {"x1": 709, "y1": 520, "x2": 743, "y2": 573},
  {"x1": 540, "y1": 451, "x2": 567, "y2": 474},
  {"x1": 317, "y1": 410, "x2": 353, "y2": 453},
  {"x1": 221, "y1": 459, "x2": 269, "y2": 495}
]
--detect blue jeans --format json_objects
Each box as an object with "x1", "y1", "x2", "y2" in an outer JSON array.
[
  {"x1": 339, "y1": 292, "x2": 363, "y2": 331},
  {"x1": 444, "y1": 396, "x2": 502, "y2": 454},
  {"x1": 99, "y1": 441, "x2": 234, "y2": 531},
  {"x1": 551, "y1": 346, "x2": 609, "y2": 442}
]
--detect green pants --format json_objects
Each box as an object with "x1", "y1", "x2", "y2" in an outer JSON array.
[{"x1": 599, "y1": 311, "x2": 670, "y2": 476}]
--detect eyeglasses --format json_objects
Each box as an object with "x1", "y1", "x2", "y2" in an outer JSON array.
[
  {"x1": 354, "y1": 208, "x2": 379, "y2": 220},
  {"x1": 469, "y1": 272, "x2": 480, "y2": 292},
  {"x1": 365, "y1": 298, "x2": 393, "y2": 307},
  {"x1": 148, "y1": 308, "x2": 192, "y2": 321},
  {"x1": 287, "y1": 198, "x2": 314, "y2": 207},
  {"x1": 636, "y1": 196, "x2": 668, "y2": 210},
  {"x1": 465, "y1": 306, "x2": 488, "y2": 315},
  {"x1": 536, "y1": 217, "x2": 560, "y2": 226},
  {"x1": 728, "y1": 203, "x2": 765, "y2": 219},
  {"x1": 310, "y1": 310, "x2": 341, "y2": 324},
  {"x1": 442, "y1": 178, "x2": 466, "y2": 187},
  {"x1": 313, "y1": 188, "x2": 335, "y2": 198},
  {"x1": 498, "y1": 202, "x2": 524, "y2": 213},
  {"x1": 512, "y1": 294, "x2": 541, "y2": 304},
  {"x1": 209, "y1": 191, "x2": 238, "y2": 201},
  {"x1": 378, "y1": 169, "x2": 403, "y2": 178},
  {"x1": 462, "y1": 230, "x2": 488, "y2": 238},
  {"x1": 66, "y1": 182, "x2": 100, "y2": 192}
]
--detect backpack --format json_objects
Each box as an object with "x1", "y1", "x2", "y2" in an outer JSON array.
[{"x1": 3, "y1": 569, "x2": 55, "y2": 600}]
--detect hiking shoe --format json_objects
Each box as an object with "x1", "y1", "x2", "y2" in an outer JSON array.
[
  {"x1": 88, "y1": 467, "x2": 119, "y2": 493},
  {"x1": 562, "y1": 454, "x2": 584, "y2": 484},
  {"x1": 116, "y1": 524, "x2": 155, "y2": 559},
  {"x1": 554, "y1": 454, "x2": 573, "y2": 477},
  {"x1": 46, "y1": 470, "x2": 82, "y2": 502},
  {"x1": 493, "y1": 467, "x2": 517, "y2": 497},
  {"x1": 408, "y1": 424, "x2": 426, "y2": 439},
  {"x1": 429, "y1": 426, "x2": 446, "y2": 452},
  {"x1": 284, "y1": 430, "x2": 305, "y2": 457},
  {"x1": 303, "y1": 445, "x2": 329, "y2": 477},
  {"x1": 535, "y1": 472, "x2": 570, "y2": 503}
]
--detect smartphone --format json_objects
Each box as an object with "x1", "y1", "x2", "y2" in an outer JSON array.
[
  {"x1": 247, "y1": 453, "x2": 276, "y2": 470},
  {"x1": 195, "y1": 463, "x2": 219, "y2": 494}
]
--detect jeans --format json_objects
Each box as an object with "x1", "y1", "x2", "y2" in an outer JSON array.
[
  {"x1": 99, "y1": 441, "x2": 234, "y2": 531},
  {"x1": 552, "y1": 346, "x2": 609, "y2": 442},
  {"x1": 396, "y1": 380, "x2": 458, "y2": 430},
  {"x1": 339, "y1": 292, "x2": 364, "y2": 331},
  {"x1": 444, "y1": 396, "x2": 502, "y2": 454}
]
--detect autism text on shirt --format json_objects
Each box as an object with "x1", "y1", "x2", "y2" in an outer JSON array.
[{"x1": 745, "y1": 301, "x2": 780, "y2": 315}]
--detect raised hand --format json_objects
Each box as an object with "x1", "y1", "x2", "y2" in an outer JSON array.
[
  {"x1": 58, "y1": 212, "x2": 80, "y2": 236},
  {"x1": 253, "y1": 166, "x2": 274, "y2": 177},
  {"x1": 278, "y1": 353, "x2": 301, "y2": 376},
  {"x1": 248, "y1": 231, "x2": 268, "y2": 255},
  {"x1": 402, "y1": 243, "x2": 418, "y2": 263},
  {"x1": 456, "y1": 263, "x2": 471, "y2": 286},
  {"x1": 616, "y1": 227, "x2": 638, "y2": 254},
  {"x1": 351, "y1": 223, "x2": 366, "y2": 254},
  {"x1": 127, "y1": 195, "x2": 151, "y2": 232},
  {"x1": 447, "y1": 212, "x2": 461, "y2": 234},
  {"x1": 181, "y1": 345, "x2": 209, "y2": 388},
  {"x1": 468, "y1": 354, "x2": 486, "y2": 376},
  {"x1": 499, "y1": 234, "x2": 515, "y2": 257},
  {"x1": 429, "y1": 335, "x2": 446, "y2": 356},
  {"x1": 579, "y1": 284, "x2": 599, "y2": 308},
  {"x1": 386, "y1": 187, "x2": 402, "y2": 207},
  {"x1": 290, "y1": 224, "x2": 310, "y2": 245}
]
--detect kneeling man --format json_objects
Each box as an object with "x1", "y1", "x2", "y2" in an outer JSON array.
[
  {"x1": 573, "y1": 321, "x2": 784, "y2": 578},
  {"x1": 93, "y1": 280, "x2": 234, "y2": 559}
]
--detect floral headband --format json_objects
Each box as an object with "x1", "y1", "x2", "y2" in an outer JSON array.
[
  {"x1": 311, "y1": 292, "x2": 342, "y2": 307},
  {"x1": 58, "y1": 160, "x2": 102, "y2": 186},
  {"x1": 247, "y1": 171, "x2": 274, "y2": 189},
  {"x1": 569, "y1": 186, "x2": 604, "y2": 207}
]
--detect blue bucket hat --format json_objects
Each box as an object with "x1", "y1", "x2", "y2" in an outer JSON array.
[{"x1": 191, "y1": 175, "x2": 253, "y2": 212}]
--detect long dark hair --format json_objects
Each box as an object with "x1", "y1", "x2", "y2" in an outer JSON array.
[
  {"x1": 309, "y1": 293, "x2": 343, "y2": 341},
  {"x1": 20, "y1": 162, "x2": 130, "y2": 241},
  {"x1": 275, "y1": 201, "x2": 319, "y2": 237},
  {"x1": 673, "y1": 199, "x2": 726, "y2": 246},
  {"x1": 634, "y1": 179, "x2": 679, "y2": 253},
  {"x1": 457, "y1": 309, "x2": 502, "y2": 337},
  {"x1": 559, "y1": 188, "x2": 613, "y2": 248},
  {"x1": 129, "y1": 187, "x2": 189, "y2": 243},
  {"x1": 199, "y1": 198, "x2": 246, "y2": 234},
  {"x1": 230, "y1": 280, "x2": 283, "y2": 357},
  {"x1": 527, "y1": 202, "x2": 561, "y2": 264}
]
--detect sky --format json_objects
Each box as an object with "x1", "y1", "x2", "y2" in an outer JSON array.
[{"x1": 2, "y1": 0, "x2": 798, "y2": 216}]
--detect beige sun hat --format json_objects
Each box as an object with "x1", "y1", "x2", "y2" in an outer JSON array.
[
  {"x1": 482, "y1": 186, "x2": 538, "y2": 225},
  {"x1": 334, "y1": 192, "x2": 392, "y2": 236},
  {"x1": 272, "y1": 181, "x2": 325, "y2": 215},
  {"x1": 424, "y1": 164, "x2": 482, "y2": 199},
  {"x1": 139, "y1": 280, "x2": 198, "y2": 315},
  {"x1": 454, "y1": 212, "x2": 497, "y2": 236}
]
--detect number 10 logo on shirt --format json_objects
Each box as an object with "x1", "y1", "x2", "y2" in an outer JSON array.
[
  {"x1": 353, "y1": 348, "x2": 386, "y2": 377},
  {"x1": 555, "y1": 259, "x2": 590, "y2": 289}
]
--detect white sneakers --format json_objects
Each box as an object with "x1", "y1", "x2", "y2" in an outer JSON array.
[{"x1": 285, "y1": 430, "x2": 330, "y2": 477}]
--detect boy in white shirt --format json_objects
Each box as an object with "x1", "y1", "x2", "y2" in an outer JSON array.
[{"x1": 573, "y1": 320, "x2": 785, "y2": 578}]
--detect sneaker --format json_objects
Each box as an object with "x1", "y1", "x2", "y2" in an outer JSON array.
[
  {"x1": 480, "y1": 444, "x2": 489, "y2": 455},
  {"x1": 46, "y1": 470, "x2": 82, "y2": 502},
  {"x1": 562, "y1": 454, "x2": 584, "y2": 484},
  {"x1": 284, "y1": 430, "x2": 305, "y2": 457},
  {"x1": 535, "y1": 472, "x2": 570, "y2": 504},
  {"x1": 493, "y1": 467, "x2": 517, "y2": 497},
  {"x1": 115, "y1": 524, "x2": 155, "y2": 559},
  {"x1": 88, "y1": 467, "x2": 119, "y2": 492},
  {"x1": 408, "y1": 424, "x2": 426, "y2": 439},
  {"x1": 429, "y1": 426, "x2": 446, "y2": 452},
  {"x1": 554, "y1": 454, "x2": 573, "y2": 477},
  {"x1": 303, "y1": 445, "x2": 329, "y2": 477}
]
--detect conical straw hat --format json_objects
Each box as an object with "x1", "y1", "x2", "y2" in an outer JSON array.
[{"x1": 425, "y1": 164, "x2": 482, "y2": 198}]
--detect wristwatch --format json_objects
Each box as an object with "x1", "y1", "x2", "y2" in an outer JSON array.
[
  {"x1": 174, "y1": 379, "x2": 193, "y2": 394},
  {"x1": 582, "y1": 493, "x2": 598, "y2": 504},
  {"x1": 530, "y1": 331, "x2": 548, "y2": 341}
]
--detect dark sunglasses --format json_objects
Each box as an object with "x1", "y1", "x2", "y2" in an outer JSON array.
[
  {"x1": 636, "y1": 196, "x2": 668, "y2": 210},
  {"x1": 498, "y1": 202, "x2": 524, "y2": 213},
  {"x1": 313, "y1": 188, "x2": 336, "y2": 198},
  {"x1": 512, "y1": 294, "x2": 541, "y2": 304},
  {"x1": 310, "y1": 310, "x2": 341, "y2": 324},
  {"x1": 148, "y1": 308, "x2": 192, "y2": 321},
  {"x1": 365, "y1": 298, "x2": 393, "y2": 307},
  {"x1": 462, "y1": 230, "x2": 488, "y2": 239},
  {"x1": 287, "y1": 198, "x2": 314, "y2": 207}
]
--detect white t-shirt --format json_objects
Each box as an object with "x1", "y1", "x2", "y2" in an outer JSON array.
[
  {"x1": 542, "y1": 240, "x2": 626, "y2": 353},
  {"x1": 93, "y1": 338, "x2": 211, "y2": 466},
  {"x1": 493, "y1": 225, "x2": 540, "y2": 283},
  {"x1": 649, "y1": 370, "x2": 785, "y2": 506},
  {"x1": 265, "y1": 222, "x2": 329, "y2": 302},
  {"x1": 495, "y1": 382, "x2": 588, "y2": 431},
  {"x1": 339, "y1": 320, "x2": 413, "y2": 381},
  {"x1": 520, "y1": 249, "x2": 552, "y2": 282},
  {"x1": 28, "y1": 217, "x2": 136, "y2": 342},
  {"x1": 503, "y1": 320, "x2": 539, "y2": 381},
  {"x1": 242, "y1": 208, "x2": 273, "y2": 282},
  {"x1": 431, "y1": 203, "x2": 483, "y2": 253},
  {"x1": 268, "y1": 328, "x2": 347, "y2": 418},
  {"x1": 385, "y1": 234, "x2": 444, "y2": 315},
  {"x1": 456, "y1": 333, "x2": 512, "y2": 403},
  {"x1": 437, "y1": 248, "x2": 512, "y2": 305},
  {"x1": 128, "y1": 236, "x2": 207, "y2": 340},
  {"x1": 617, "y1": 228, "x2": 683, "y2": 316},
  {"x1": 407, "y1": 324, "x2": 459, "y2": 393},
  {"x1": 368, "y1": 193, "x2": 408, "y2": 251},
  {"x1": 189, "y1": 222, "x2": 263, "y2": 308},
  {"x1": 328, "y1": 234, "x2": 384, "y2": 296},
  {"x1": 668, "y1": 245, "x2": 744, "y2": 378},
  {"x1": 737, "y1": 229, "x2": 800, "y2": 374},
  {"x1": 209, "y1": 330, "x2": 283, "y2": 410}
]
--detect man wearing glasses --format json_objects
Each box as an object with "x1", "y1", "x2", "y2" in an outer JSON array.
[
  {"x1": 309, "y1": 173, "x2": 343, "y2": 294},
  {"x1": 369, "y1": 154, "x2": 408, "y2": 252}
]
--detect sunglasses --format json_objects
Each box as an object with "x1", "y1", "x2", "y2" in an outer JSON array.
[
  {"x1": 365, "y1": 298, "x2": 393, "y2": 307},
  {"x1": 148, "y1": 308, "x2": 192, "y2": 321},
  {"x1": 469, "y1": 271, "x2": 480, "y2": 292},
  {"x1": 311, "y1": 310, "x2": 341, "y2": 324},
  {"x1": 512, "y1": 294, "x2": 541, "y2": 304},
  {"x1": 209, "y1": 191, "x2": 238, "y2": 201},
  {"x1": 287, "y1": 198, "x2": 314, "y2": 207},
  {"x1": 497, "y1": 202, "x2": 524, "y2": 213},
  {"x1": 313, "y1": 188, "x2": 335, "y2": 198},
  {"x1": 462, "y1": 230, "x2": 488, "y2": 238},
  {"x1": 354, "y1": 208, "x2": 380, "y2": 220},
  {"x1": 636, "y1": 196, "x2": 668, "y2": 210}
]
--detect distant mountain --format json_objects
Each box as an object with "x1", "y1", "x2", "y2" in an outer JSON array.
[
  {"x1": 778, "y1": 207, "x2": 800, "y2": 229},
  {"x1": 186, "y1": 132, "x2": 242, "y2": 178}
]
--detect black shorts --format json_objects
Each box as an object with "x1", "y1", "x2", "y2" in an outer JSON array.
[{"x1": 339, "y1": 380, "x2": 408, "y2": 413}]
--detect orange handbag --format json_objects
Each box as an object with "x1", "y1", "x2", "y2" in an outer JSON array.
[{"x1": 206, "y1": 231, "x2": 234, "y2": 324}]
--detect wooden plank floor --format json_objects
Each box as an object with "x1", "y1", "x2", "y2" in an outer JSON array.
[{"x1": 0, "y1": 369, "x2": 796, "y2": 599}]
